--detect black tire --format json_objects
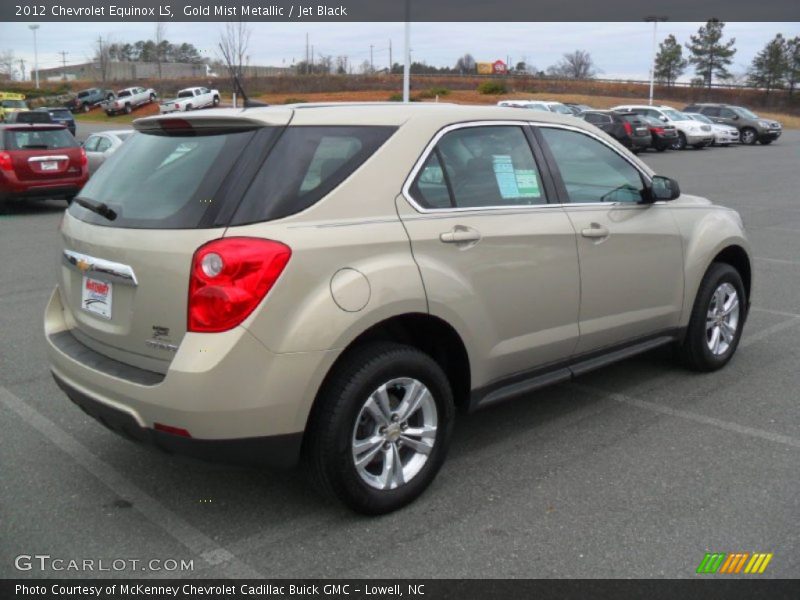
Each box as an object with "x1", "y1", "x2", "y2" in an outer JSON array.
[
  {"x1": 678, "y1": 263, "x2": 746, "y2": 372},
  {"x1": 304, "y1": 342, "x2": 455, "y2": 515},
  {"x1": 212, "y1": 95, "x2": 220, "y2": 106},
  {"x1": 759, "y1": 139, "x2": 773, "y2": 145},
  {"x1": 82, "y1": 103, "x2": 90, "y2": 113},
  {"x1": 149, "y1": 93, "x2": 156, "y2": 103},
  {"x1": 65, "y1": 195, "x2": 75, "y2": 206},
  {"x1": 186, "y1": 104, "x2": 193, "y2": 111},
  {"x1": 655, "y1": 142, "x2": 668, "y2": 152},
  {"x1": 124, "y1": 104, "x2": 132, "y2": 114},
  {"x1": 740, "y1": 127, "x2": 757, "y2": 145},
  {"x1": 672, "y1": 132, "x2": 687, "y2": 150}
]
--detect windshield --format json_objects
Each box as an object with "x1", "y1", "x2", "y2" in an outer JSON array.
[
  {"x1": 688, "y1": 113, "x2": 712, "y2": 124},
  {"x1": 662, "y1": 109, "x2": 689, "y2": 121},
  {"x1": 2, "y1": 100, "x2": 27, "y2": 109},
  {"x1": 4, "y1": 128, "x2": 77, "y2": 150},
  {"x1": 735, "y1": 106, "x2": 759, "y2": 119},
  {"x1": 549, "y1": 104, "x2": 573, "y2": 115},
  {"x1": 70, "y1": 128, "x2": 262, "y2": 229}
]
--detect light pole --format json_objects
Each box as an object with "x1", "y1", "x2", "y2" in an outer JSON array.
[
  {"x1": 29, "y1": 24, "x2": 40, "y2": 88},
  {"x1": 403, "y1": 0, "x2": 410, "y2": 103},
  {"x1": 645, "y1": 16, "x2": 667, "y2": 106}
]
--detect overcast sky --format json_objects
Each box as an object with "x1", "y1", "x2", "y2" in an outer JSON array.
[{"x1": 1, "y1": 22, "x2": 798, "y2": 81}]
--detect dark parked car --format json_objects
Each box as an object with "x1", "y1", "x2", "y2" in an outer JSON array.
[
  {"x1": 579, "y1": 110, "x2": 652, "y2": 153},
  {"x1": 0, "y1": 124, "x2": 88, "y2": 206},
  {"x1": 682, "y1": 103, "x2": 781, "y2": 145},
  {"x1": 640, "y1": 115, "x2": 679, "y2": 151},
  {"x1": 66, "y1": 88, "x2": 115, "y2": 113},
  {"x1": 35, "y1": 107, "x2": 76, "y2": 136}
]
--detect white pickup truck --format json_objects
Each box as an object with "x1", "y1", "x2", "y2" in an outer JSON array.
[
  {"x1": 104, "y1": 87, "x2": 157, "y2": 116},
  {"x1": 159, "y1": 87, "x2": 220, "y2": 114}
]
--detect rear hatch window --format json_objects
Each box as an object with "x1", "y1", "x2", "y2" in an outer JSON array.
[
  {"x1": 69, "y1": 127, "x2": 272, "y2": 229},
  {"x1": 4, "y1": 127, "x2": 77, "y2": 150}
]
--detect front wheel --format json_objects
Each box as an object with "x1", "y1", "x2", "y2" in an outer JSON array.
[
  {"x1": 305, "y1": 343, "x2": 454, "y2": 514},
  {"x1": 672, "y1": 132, "x2": 687, "y2": 150},
  {"x1": 82, "y1": 103, "x2": 90, "y2": 113},
  {"x1": 149, "y1": 93, "x2": 156, "y2": 103},
  {"x1": 740, "y1": 128, "x2": 757, "y2": 145},
  {"x1": 677, "y1": 263, "x2": 746, "y2": 372},
  {"x1": 212, "y1": 95, "x2": 220, "y2": 106}
]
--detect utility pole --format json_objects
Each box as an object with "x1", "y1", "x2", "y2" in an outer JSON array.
[
  {"x1": 18, "y1": 58, "x2": 26, "y2": 82},
  {"x1": 389, "y1": 39, "x2": 392, "y2": 72},
  {"x1": 305, "y1": 32, "x2": 309, "y2": 74},
  {"x1": 59, "y1": 51, "x2": 69, "y2": 81},
  {"x1": 29, "y1": 24, "x2": 40, "y2": 89},
  {"x1": 645, "y1": 16, "x2": 668, "y2": 105},
  {"x1": 370, "y1": 44, "x2": 374, "y2": 73},
  {"x1": 311, "y1": 45, "x2": 314, "y2": 71},
  {"x1": 403, "y1": 0, "x2": 410, "y2": 102}
]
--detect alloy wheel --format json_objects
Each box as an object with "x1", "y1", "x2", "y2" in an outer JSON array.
[
  {"x1": 351, "y1": 377, "x2": 437, "y2": 490},
  {"x1": 706, "y1": 282, "x2": 740, "y2": 356}
]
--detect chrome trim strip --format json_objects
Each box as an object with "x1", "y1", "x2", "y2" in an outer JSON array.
[
  {"x1": 62, "y1": 250, "x2": 138, "y2": 286},
  {"x1": 28, "y1": 155, "x2": 69, "y2": 163},
  {"x1": 400, "y1": 120, "x2": 654, "y2": 215}
]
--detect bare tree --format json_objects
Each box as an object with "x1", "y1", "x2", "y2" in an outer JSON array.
[
  {"x1": 94, "y1": 36, "x2": 112, "y2": 84},
  {"x1": 547, "y1": 50, "x2": 597, "y2": 79},
  {"x1": 154, "y1": 22, "x2": 166, "y2": 79},
  {"x1": 455, "y1": 53, "x2": 476, "y2": 74},
  {"x1": 0, "y1": 49, "x2": 16, "y2": 81},
  {"x1": 218, "y1": 22, "x2": 251, "y2": 100}
]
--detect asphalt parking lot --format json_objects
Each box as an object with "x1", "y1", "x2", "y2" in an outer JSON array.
[{"x1": 1, "y1": 124, "x2": 799, "y2": 579}]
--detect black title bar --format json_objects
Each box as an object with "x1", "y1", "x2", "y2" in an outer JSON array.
[{"x1": 2, "y1": 0, "x2": 800, "y2": 22}]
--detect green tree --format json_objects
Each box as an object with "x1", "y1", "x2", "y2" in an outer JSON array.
[
  {"x1": 748, "y1": 34, "x2": 788, "y2": 96},
  {"x1": 686, "y1": 19, "x2": 737, "y2": 88},
  {"x1": 654, "y1": 34, "x2": 688, "y2": 86},
  {"x1": 786, "y1": 36, "x2": 800, "y2": 98}
]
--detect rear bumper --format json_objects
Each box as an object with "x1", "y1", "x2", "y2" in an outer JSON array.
[
  {"x1": 44, "y1": 287, "x2": 338, "y2": 466},
  {"x1": 53, "y1": 372, "x2": 303, "y2": 467},
  {"x1": 0, "y1": 180, "x2": 84, "y2": 201}
]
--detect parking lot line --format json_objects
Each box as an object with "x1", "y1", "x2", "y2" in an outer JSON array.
[
  {"x1": 739, "y1": 315, "x2": 800, "y2": 349},
  {"x1": 0, "y1": 384, "x2": 264, "y2": 579},
  {"x1": 570, "y1": 383, "x2": 800, "y2": 451},
  {"x1": 753, "y1": 256, "x2": 800, "y2": 266}
]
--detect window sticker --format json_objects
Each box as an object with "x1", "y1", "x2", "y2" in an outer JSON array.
[
  {"x1": 515, "y1": 169, "x2": 541, "y2": 197},
  {"x1": 492, "y1": 155, "x2": 520, "y2": 199}
]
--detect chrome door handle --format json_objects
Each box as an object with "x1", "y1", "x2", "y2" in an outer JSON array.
[
  {"x1": 581, "y1": 224, "x2": 610, "y2": 239},
  {"x1": 440, "y1": 226, "x2": 481, "y2": 244}
]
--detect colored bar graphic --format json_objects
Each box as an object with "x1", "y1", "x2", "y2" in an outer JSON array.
[{"x1": 698, "y1": 552, "x2": 773, "y2": 574}]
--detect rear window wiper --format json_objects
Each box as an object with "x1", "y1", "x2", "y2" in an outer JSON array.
[{"x1": 74, "y1": 197, "x2": 118, "y2": 221}]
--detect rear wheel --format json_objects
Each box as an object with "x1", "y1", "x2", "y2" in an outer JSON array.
[
  {"x1": 677, "y1": 263, "x2": 746, "y2": 372},
  {"x1": 305, "y1": 342, "x2": 454, "y2": 514},
  {"x1": 149, "y1": 93, "x2": 156, "y2": 103},
  {"x1": 124, "y1": 104, "x2": 132, "y2": 114},
  {"x1": 740, "y1": 128, "x2": 757, "y2": 145},
  {"x1": 212, "y1": 95, "x2": 220, "y2": 106},
  {"x1": 82, "y1": 103, "x2": 90, "y2": 113}
]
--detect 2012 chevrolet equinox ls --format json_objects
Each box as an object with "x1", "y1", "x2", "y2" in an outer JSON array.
[{"x1": 45, "y1": 104, "x2": 751, "y2": 514}]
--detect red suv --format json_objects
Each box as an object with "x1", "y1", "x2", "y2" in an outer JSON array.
[{"x1": 0, "y1": 124, "x2": 88, "y2": 206}]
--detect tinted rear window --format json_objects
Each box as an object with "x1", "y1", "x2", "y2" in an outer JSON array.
[
  {"x1": 69, "y1": 128, "x2": 264, "y2": 229},
  {"x1": 14, "y1": 112, "x2": 52, "y2": 124},
  {"x1": 4, "y1": 128, "x2": 77, "y2": 150},
  {"x1": 49, "y1": 109, "x2": 72, "y2": 119},
  {"x1": 118, "y1": 90, "x2": 131, "y2": 98},
  {"x1": 230, "y1": 126, "x2": 396, "y2": 225},
  {"x1": 178, "y1": 90, "x2": 195, "y2": 98}
]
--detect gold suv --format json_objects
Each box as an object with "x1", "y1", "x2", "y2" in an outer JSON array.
[{"x1": 45, "y1": 104, "x2": 751, "y2": 513}]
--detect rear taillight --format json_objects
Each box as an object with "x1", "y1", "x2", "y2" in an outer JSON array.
[
  {"x1": 188, "y1": 237, "x2": 291, "y2": 333},
  {"x1": 0, "y1": 151, "x2": 12, "y2": 172},
  {"x1": 623, "y1": 121, "x2": 633, "y2": 136},
  {"x1": 652, "y1": 127, "x2": 665, "y2": 134},
  {"x1": 79, "y1": 147, "x2": 87, "y2": 168}
]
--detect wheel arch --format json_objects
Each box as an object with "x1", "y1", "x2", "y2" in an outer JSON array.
[{"x1": 303, "y1": 313, "x2": 472, "y2": 436}]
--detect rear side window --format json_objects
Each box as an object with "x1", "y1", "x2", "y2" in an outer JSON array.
[
  {"x1": 231, "y1": 126, "x2": 395, "y2": 225},
  {"x1": 70, "y1": 128, "x2": 264, "y2": 229},
  {"x1": 50, "y1": 109, "x2": 72, "y2": 119},
  {"x1": 4, "y1": 128, "x2": 77, "y2": 150}
]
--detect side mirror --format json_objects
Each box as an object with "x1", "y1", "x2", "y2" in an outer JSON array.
[
  {"x1": 659, "y1": 115, "x2": 668, "y2": 122},
  {"x1": 648, "y1": 175, "x2": 681, "y2": 202},
  {"x1": 731, "y1": 114, "x2": 739, "y2": 120}
]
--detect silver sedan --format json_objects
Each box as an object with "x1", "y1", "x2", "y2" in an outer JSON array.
[{"x1": 82, "y1": 129, "x2": 134, "y2": 174}]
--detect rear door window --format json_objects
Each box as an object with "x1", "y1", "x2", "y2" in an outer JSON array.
[
  {"x1": 231, "y1": 126, "x2": 396, "y2": 225},
  {"x1": 411, "y1": 125, "x2": 546, "y2": 209}
]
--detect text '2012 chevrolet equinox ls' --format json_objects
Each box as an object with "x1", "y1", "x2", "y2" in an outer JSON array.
[{"x1": 45, "y1": 104, "x2": 752, "y2": 514}]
